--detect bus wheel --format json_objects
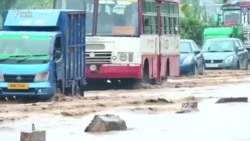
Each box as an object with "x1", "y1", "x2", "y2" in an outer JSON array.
[
  {"x1": 162, "y1": 60, "x2": 169, "y2": 81},
  {"x1": 142, "y1": 59, "x2": 155, "y2": 84}
]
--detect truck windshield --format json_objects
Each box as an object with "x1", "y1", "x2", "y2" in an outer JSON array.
[
  {"x1": 53, "y1": 0, "x2": 94, "y2": 35},
  {"x1": 0, "y1": 34, "x2": 51, "y2": 58},
  {"x1": 97, "y1": 0, "x2": 138, "y2": 36},
  {"x1": 202, "y1": 40, "x2": 235, "y2": 52},
  {"x1": 223, "y1": 10, "x2": 241, "y2": 24}
]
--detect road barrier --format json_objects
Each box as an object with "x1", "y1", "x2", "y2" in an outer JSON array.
[
  {"x1": 20, "y1": 123, "x2": 45, "y2": 141},
  {"x1": 216, "y1": 97, "x2": 248, "y2": 103},
  {"x1": 176, "y1": 101, "x2": 199, "y2": 113},
  {"x1": 85, "y1": 114, "x2": 127, "y2": 132}
]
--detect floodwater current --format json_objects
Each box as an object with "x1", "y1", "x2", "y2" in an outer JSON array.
[{"x1": 1, "y1": 82, "x2": 250, "y2": 141}]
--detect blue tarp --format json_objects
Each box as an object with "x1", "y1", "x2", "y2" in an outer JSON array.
[{"x1": 4, "y1": 9, "x2": 61, "y2": 26}]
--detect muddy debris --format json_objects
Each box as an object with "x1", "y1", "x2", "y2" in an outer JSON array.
[
  {"x1": 85, "y1": 114, "x2": 127, "y2": 133},
  {"x1": 0, "y1": 116, "x2": 28, "y2": 123},
  {"x1": 145, "y1": 98, "x2": 174, "y2": 104},
  {"x1": 216, "y1": 97, "x2": 248, "y2": 103},
  {"x1": 176, "y1": 101, "x2": 199, "y2": 114},
  {"x1": 52, "y1": 94, "x2": 73, "y2": 102}
]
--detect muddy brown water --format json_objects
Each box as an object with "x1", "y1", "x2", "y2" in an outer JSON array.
[{"x1": 1, "y1": 70, "x2": 250, "y2": 141}]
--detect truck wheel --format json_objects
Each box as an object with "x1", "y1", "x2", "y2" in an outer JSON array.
[
  {"x1": 78, "y1": 81, "x2": 84, "y2": 97},
  {"x1": 56, "y1": 81, "x2": 63, "y2": 94},
  {"x1": 71, "y1": 80, "x2": 77, "y2": 96},
  {"x1": 71, "y1": 80, "x2": 84, "y2": 97}
]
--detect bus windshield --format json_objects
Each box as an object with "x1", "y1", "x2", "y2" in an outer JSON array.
[
  {"x1": 97, "y1": 0, "x2": 139, "y2": 36},
  {"x1": 53, "y1": 0, "x2": 94, "y2": 35},
  {"x1": 53, "y1": 0, "x2": 138, "y2": 36},
  {"x1": 223, "y1": 10, "x2": 241, "y2": 24}
]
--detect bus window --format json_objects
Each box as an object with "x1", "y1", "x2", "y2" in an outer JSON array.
[
  {"x1": 53, "y1": 0, "x2": 94, "y2": 35},
  {"x1": 142, "y1": 0, "x2": 157, "y2": 34},
  {"x1": 96, "y1": 0, "x2": 139, "y2": 36},
  {"x1": 161, "y1": 2, "x2": 179, "y2": 35}
]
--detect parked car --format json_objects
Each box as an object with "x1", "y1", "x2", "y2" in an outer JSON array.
[
  {"x1": 202, "y1": 38, "x2": 249, "y2": 70},
  {"x1": 179, "y1": 39, "x2": 205, "y2": 75}
]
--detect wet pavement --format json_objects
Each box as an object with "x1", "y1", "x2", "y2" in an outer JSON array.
[{"x1": 1, "y1": 82, "x2": 250, "y2": 141}]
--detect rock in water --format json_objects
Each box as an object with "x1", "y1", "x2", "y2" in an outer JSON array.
[
  {"x1": 85, "y1": 114, "x2": 127, "y2": 132},
  {"x1": 176, "y1": 101, "x2": 199, "y2": 114},
  {"x1": 216, "y1": 97, "x2": 248, "y2": 103}
]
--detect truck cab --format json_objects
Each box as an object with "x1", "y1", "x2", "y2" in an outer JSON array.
[{"x1": 0, "y1": 9, "x2": 86, "y2": 100}]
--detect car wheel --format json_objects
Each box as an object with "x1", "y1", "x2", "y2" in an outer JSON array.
[
  {"x1": 194, "y1": 64, "x2": 198, "y2": 75},
  {"x1": 198, "y1": 64, "x2": 205, "y2": 75},
  {"x1": 245, "y1": 60, "x2": 249, "y2": 70},
  {"x1": 237, "y1": 61, "x2": 240, "y2": 70}
]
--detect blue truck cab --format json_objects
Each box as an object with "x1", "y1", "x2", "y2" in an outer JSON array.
[{"x1": 0, "y1": 9, "x2": 86, "y2": 100}]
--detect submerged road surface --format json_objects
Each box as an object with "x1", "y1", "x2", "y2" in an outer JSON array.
[{"x1": 0, "y1": 70, "x2": 250, "y2": 141}]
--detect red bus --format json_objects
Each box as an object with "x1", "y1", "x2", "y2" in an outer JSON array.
[{"x1": 54, "y1": 0, "x2": 180, "y2": 85}]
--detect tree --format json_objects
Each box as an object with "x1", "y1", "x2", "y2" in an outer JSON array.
[
  {"x1": 0, "y1": 0, "x2": 17, "y2": 30},
  {"x1": 180, "y1": 0, "x2": 215, "y2": 46}
]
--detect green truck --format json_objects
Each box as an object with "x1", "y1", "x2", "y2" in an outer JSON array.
[
  {"x1": 204, "y1": 26, "x2": 243, "y2": 39},
  {"x1": 203, "y1": 1, "x2": 250, "y2": 50}
]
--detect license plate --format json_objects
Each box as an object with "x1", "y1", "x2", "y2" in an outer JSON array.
[
  {"x1": 205, "y1": 63, "x2": 219, "y2": 68},
  {"x1": 7, "y1": 83, "x2": 29, "y2": 90}
]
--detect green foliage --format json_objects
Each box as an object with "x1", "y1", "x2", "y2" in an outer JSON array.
[
  {"x1": 180, "y1": 18, "x2": 204, "y2": 46},
  {"x1": 180, "y1": 0, "x2": 216, "y2": 46},
  {"x1": 0, "y1": 0, "x2": 18, "y2": 30},
  {"x1": 13, "y1": 0, "x2": 54, "y2": 9}
]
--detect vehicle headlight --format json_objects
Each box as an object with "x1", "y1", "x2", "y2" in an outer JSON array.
[
  {"x1": 182, "y1": 56, "x2": 193, "y2": 64},
  {"x1": 34, "y1": 71, "x2": 49, "y2": 82},
  {"x1": 224, "y1": 55, "x2": 233, "y2": 64},
  {"x1": 119, "y1": 53, "x2": 127, "y2": 61},
  {"x1": 0, "y1": 73, "x2": 3, "y2": 81},
  {"x1": 112, "y1": 56, "x2": 117, "y2": 60}
]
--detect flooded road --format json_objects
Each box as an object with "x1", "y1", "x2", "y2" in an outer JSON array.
[
  {"x1": 1, "y1": 98, "x2": 250, "y2": 141},
  {"x1": 0, "y1": 70, "x2": 250, "y2": 141}
]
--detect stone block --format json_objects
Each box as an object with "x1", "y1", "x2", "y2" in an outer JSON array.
[
  {"x1": 85, "y1": 114, "x2": 127, "y2": 132},
  {"x1": 216, "y1": 97, "x2": 248, "y2": 103},
  {"x1": 176, "y1": 101, "x2": 199, "y2": 114},
  {"x1": 20, "y1": 131, "x2": 46, "y2": 141}
]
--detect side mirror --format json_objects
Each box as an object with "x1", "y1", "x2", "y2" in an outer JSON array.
[
  {"x1": 194, "y1": 50, "x2": 201, "y2": 55},
  {"x1": 213, "y1": 13, "x2": 218, "y2": 22},
  {"x1": 234, "y1": 47, "x2": 239, "y2": 54},
  {"x1": 53, "y1": 49, "x2": 61, "y2": 61},
  {"x1": 216, "y1": 14, "x2": 222, "y2": 26}
]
